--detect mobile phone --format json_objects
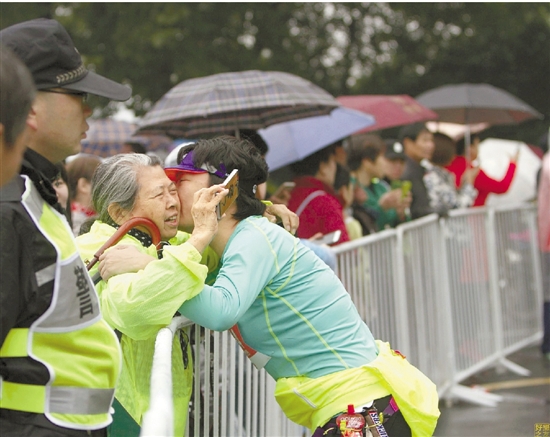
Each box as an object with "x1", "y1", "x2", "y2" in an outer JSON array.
[
  {"x1": 216, "y1": 169, "x2": 239, "y2": 220},
  {"x1": 312, "y1": 229, "x2": 342, "y2": 246}
]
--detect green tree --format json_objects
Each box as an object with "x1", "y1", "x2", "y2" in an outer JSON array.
[
  {"x1": 353, "y1": 3, "x2": 550, "y2": 143},
  {"x1": 1, "y1": 3, "x2": 548, "y2": 143}
]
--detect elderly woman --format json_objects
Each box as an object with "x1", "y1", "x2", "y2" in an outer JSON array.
[
  {"x1": 76, "y1": 153, "x2": 226, "y2": 436},
  {"x1": 102, "y1": 137, "x2": 440, "y2": 437},
  {"x1": 76, "y1": 153, "x2": 298, "y2": 436}
]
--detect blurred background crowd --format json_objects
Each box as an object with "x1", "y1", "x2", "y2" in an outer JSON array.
[{"x1": 3, "y1": 3, "x2": 547, "y2": 241}]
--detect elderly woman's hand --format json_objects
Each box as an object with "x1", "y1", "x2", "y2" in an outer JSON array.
[
  {"x1": 98, "y1": 244, "x2": 156, "y2": 281},
  {"x1": 264, "y1": 203, "x2": 299, "y2": 235},
  {"x1": 187, "y1": 184, "x2": 228, "y2": 253}
]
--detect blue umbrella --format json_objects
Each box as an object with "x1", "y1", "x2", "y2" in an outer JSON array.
[{"x1": 258, "y1": 107, "x2": 375, "y2": 171}]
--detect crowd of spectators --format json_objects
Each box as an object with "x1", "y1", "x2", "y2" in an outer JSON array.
[
  {"x1": 1, "y1": 15, "x2": 546, "y2": 437},
  {"x1": 275, "y1": 121, "x2": 530, "y2": 247}
]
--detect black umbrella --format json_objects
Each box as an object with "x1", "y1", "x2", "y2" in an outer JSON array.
[
  {"x1": 416, "y1": 83, "x2": 542, "y2": 125},
  {"x1": 416, "y1": 83, "x2": 543, "y2": 160}
]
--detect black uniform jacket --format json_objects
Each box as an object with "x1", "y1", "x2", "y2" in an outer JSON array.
[{"x1": 0, "y1": 150, "x2": 100, "y2": 437}]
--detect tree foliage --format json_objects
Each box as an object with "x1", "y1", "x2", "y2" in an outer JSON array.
[{"x1": 1, "y1": 2, "x2": 548, "y2": 144}]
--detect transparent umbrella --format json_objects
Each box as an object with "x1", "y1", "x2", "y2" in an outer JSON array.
[{"x1": 477, "y1": 138, "x2": 542, "y2": 206}]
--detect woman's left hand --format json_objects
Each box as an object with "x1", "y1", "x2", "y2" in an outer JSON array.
[{"x1": 264, "y1": 203, "x2": 299, "y2": 235}]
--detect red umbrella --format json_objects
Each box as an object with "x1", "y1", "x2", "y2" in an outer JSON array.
[{"x1": 336, "y1": 94, "x2": 438, "y2": 133}]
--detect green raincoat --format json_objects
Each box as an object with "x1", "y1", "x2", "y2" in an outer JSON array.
[{"x1": 76, "y1": 221, "x2": 218, "y2": 436}]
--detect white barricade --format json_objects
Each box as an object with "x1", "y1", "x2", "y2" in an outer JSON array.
[
  {"x1": 397, "y1": 214, "x2": 456, "y2": 398},
  {"x1": 440, "y1": 208, "x2": 507, "y2": 406},
  {"x1": 443, "y1": 208, "x2": 494, "y2": 378},
  {"x1": 333, "y1": 228, "x2": 405, "y2": 350},
  {"x1": 488, "y1": 205, "x2": 543, "y2": 363},
  {"x1": 141, "y1": 324, "x2": 302, "y2": 437},
  {"x1": 141, "y1": 204, "x2": 542, "y2": 435},
  {"x1": 141, "y1": 316, "x2": 193, "y2": 436}
]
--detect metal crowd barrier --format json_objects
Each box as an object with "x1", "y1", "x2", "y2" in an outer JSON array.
[
  {"x1": 185, "y1": 328, "x2": 302, "y2": 437},
  {"x1": 333, "y1": 203, "x2": 542, "y2": 408},
  {"x1": 141, "y1": 323, "x2": 303, "y2": 437},
  {"x1": 140, "y1": 203, "x2": 543, "y2": 436},
  {"x1": 141, "y1": 316, "x2": 191, "y2": 436},
  {"x1": 440, "y1": 204, "x2": 543, "y2": 406}
]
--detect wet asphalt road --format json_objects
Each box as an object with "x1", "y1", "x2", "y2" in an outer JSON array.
[{"x1": 433, "y1": 345, "x2": 550, "y2": 437}]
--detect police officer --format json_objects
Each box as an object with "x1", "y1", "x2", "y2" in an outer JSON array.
[{"x1": 0, "y1": 18, "x2": 131, "y2": 437}]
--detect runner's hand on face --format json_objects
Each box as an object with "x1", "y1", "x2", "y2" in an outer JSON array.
[{"x1": 189, "y1": 185, "x2": 228, "y2": 248}]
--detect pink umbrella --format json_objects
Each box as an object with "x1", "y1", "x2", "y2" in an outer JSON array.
[{"x1": 337, "y1": 94, "x2": 438, "y2": 133}]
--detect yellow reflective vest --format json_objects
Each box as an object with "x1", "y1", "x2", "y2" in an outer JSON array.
[{"x1": 0, "y1": 176, "x2": 121, "y2": 430}]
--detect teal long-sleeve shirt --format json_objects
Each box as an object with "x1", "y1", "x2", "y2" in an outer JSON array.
[{"x1": 178, "y1": 216, "x2": 378, "y2": 380}]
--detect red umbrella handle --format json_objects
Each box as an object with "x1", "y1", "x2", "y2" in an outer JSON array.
[{"x1": 86, "y1": 217, "x2": 161, "y2": 271}]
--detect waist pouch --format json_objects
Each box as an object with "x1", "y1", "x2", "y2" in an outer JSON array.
[{"x1": 313, "y1": 395, "x2": 405, "y2": 437}]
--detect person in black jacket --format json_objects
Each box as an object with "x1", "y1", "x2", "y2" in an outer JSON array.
[
  {"x1": 399, "y1": 122, "x2": 448, "y2": 219},
  {"x1": 0, "y1": 19, "x2": 131, "y2": 437}
]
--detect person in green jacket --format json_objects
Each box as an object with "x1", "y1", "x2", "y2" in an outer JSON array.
[{"x1": 348, "y1": 133, "x2": 412, "y2": 231}]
